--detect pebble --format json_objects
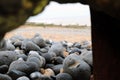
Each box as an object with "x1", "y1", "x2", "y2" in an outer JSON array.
[
  {"x1": 0, "y1": 73, "x2": 12, "y2": 80},
  {"x1": 16, "y1": 76, "x2": 30, "y2": 80},
  {"x1": 56, "y1": 73, "x2": 73, "y2": 80},
  {"x1": 63, "y1": 53, "x2": 91, "y2": 80},
  {"x1": 8, "y1": 58, "x2": 39, "y2": 75},
  {"x1": 21, "y1": 40, "x2": 41, "y2": 53},
  {"x1": 0, "y1": 65, "x2": 8, "y2": 74},
  {"x1": 30, "y1": 71, "x2": 42, "y2": 80},
  {"x1": 0, "y1": 51, "x2": 17, "y2": 66},
  {"x1": 0, "y1": 34, "x2": 92, "y2": 80},
  {"x1": 2, "y1": 39, "x2": 15, "y2": 51},
  {"x1": 7, "y1": 69, "x2": 27, "y2": 80},
  {"x1": 31, "y1": 34, "x2": 46, "y2": 48}
]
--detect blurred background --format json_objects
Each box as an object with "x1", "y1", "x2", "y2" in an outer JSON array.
[
  {"x1": 5, "y1": 1, "x2": 91, "y2": 43},
  {"x1": 27, "y1": 1, "x2": 91, "y2": 26}
]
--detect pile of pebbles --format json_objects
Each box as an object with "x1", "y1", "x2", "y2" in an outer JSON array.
[{"x1": 0, "y1": 33, "x2": 93, "y2": 80}]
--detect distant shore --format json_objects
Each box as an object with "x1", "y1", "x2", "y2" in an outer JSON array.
[{"x1": 5, "y1": 25, "x2": 91, "y2": 43}]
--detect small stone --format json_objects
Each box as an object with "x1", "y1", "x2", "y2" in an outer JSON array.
[
  {"x1": 51, "y1": 57, "x2": 64, "y2": 64},
  {"x1": 16, "y1": 76, "x2": 30, "y2": 80},
  {"x1": 0, "y1": 51, "x2": 17, "y2": 66},
  {"x1": 0, "y1": 65, "x2": 8, "y2": 74},
  {"x1": 21, "y1": 40, "x2": 41, "y2": 53},
  {"x1": 7, "y1": 70, "x2": 27, "y2": 80},
  {"x1": 56, "y1": 73, "x2": 73, "y2": 80},
  {"x1": 63, "y1": 54, "x2": 91, "y2": 80},
  {"x1": 0, "y1": 73, "x2": 12, "y2": 80},
  {"x1": 30, "y1": 71, "x2": 42, "y2": 80},
  {"x1": 51, "y1": 64, "x2": 63, "y2": 75}
]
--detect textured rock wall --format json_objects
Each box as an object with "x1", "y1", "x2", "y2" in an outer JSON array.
[{"x1": 0, "y1": 0, "x2": 49, "y2": 41}]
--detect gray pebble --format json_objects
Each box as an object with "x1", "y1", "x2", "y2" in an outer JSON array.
[
  {"x1": 16, "y1": 76, "x2": 30, "y2": 80},
  {"x1": 63, "y1": 54, "x2": 91, "y2": 80},
  {"x1": 0, "y1": 73, "x2": 12, "y2": 80},
  {"x1": 0, "y1": 51, "x2": 17, "y2": 66},
  {"x1": 7, "y1": 69, "x2": 27, "y2": 80},
  {"x1": 0, "y1": 65, "x2": 8, "y2": 74},
  {"x1": 56, "y1": 73, "x2": 73, "y2": 80},
  {"x1": 8, "y1": 58, "x2": 39, "y2": 75},
  {"x1": 21, "y1": 40, "x2": 41, "y2": 52}
]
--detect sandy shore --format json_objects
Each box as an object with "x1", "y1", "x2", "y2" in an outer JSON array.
[{"x1": 4, "y1": 25, "x2": 91, "y2": 43}]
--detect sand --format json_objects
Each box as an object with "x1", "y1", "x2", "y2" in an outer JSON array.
[{"x1": 4, "y1": 25, "x2": 91, "y2": 43}]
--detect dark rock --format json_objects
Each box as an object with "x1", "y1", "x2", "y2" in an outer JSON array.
[
  {"x1": 40, "y1": 47, "x2": 49, "y2": 53},
  {"x1": 51, "y1": 57, "x2": 64, "y2": 64},
  {"x1": 8, "y1": 58, "x2": 39, "y2": 75},
  {"x1": 63, "y1": 54, "x2": 91, "y2": 80},
  {"x1": 28, "y1": 51, "x2": 40, "y2": 58},
  {"x1": 45, "y1": 39, "x2": 53, "y2": 45},
  {"x1": 0, "y1": 65, "x2": 9, "y2": 74},
  {"x1": 0, "y1": 51, "x2": 17, "y2": 66},
  {"x1": 17, "y1": 54, "x2": 28, "y2": 61},
  {"x1": 69, "y1": 48, "x2": 82, "y2": 54},
  {"x1": 13, "y1": 40, "x2": 22, "y2": 48},
  {"x1": 1, "y1": 39, "x2": 15, "y2": 51},
  {"x1": 27, "y1": 51, "x2": 46, "y2": 68},
  {"x1": 0, "y1": 34, "x2": 93, "y2": 80},
  {"x1": 45, "y1": 64, "x2": 55, "y2": 69},
  {"x1": 81, "y1": 41, "x2": 92, "y2": 50},
  {"x1": 48, "y1": 42, "x2": 65, "y2": 58},
  {"x1": 73, "y1": 42, "x2": 81, "y2": 49},
  {"x1": 56, "y1": 73, "x2": 73, "y2": 80},
  {"x1": 21, "y1": 40, "x2": 41, "y2": 53},
  {"x1": 41, "y1": 76, "x2": 53, "y2": 80},
  {"x1": 27, "y1": 57, "x2": 44, "y2": 68},
  {"x1": 31, "y1": 35, "x2": 46, "y2": 48},
  {"x1": 0, "y1": 73, "x2": 12, "y2": 80},
  {"x1": 80, "y1": 51, "x2": 93, "y2": 67},
  {"x1": 51, "y1": 64, "x2": 63, "y2": 75},
  {"x1": 42, "y1": 53, "x2": 55, "y2": 63},
  {"x1": 7, "y1": 69, "x2": 27, "y2": 80},
  {"x1": 10, "y1": 35, "x2": 25, "y2": 44}
]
